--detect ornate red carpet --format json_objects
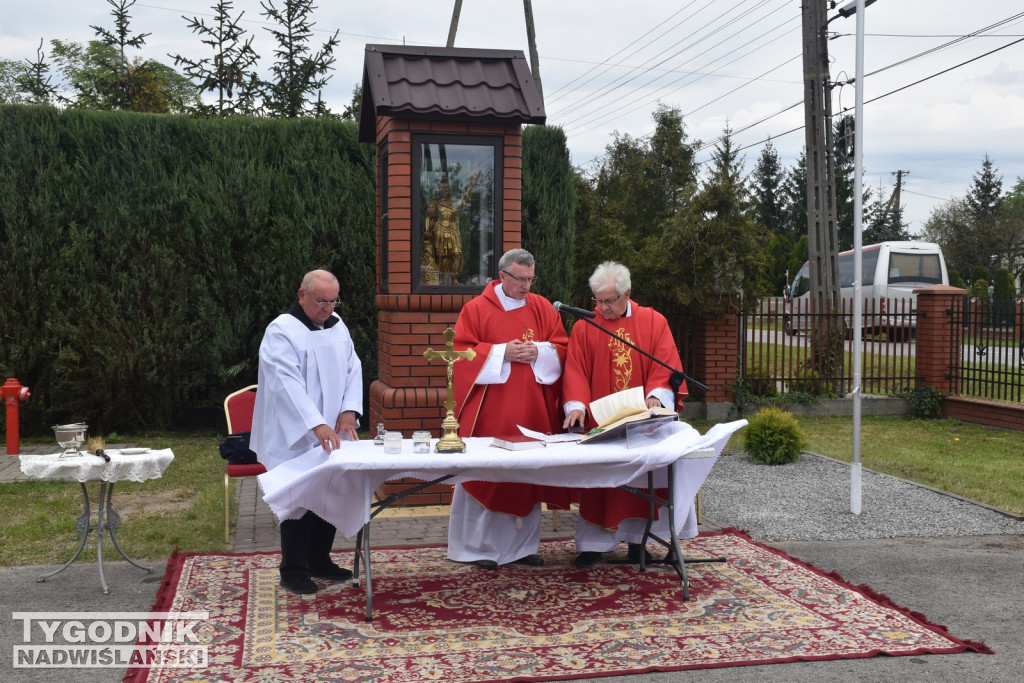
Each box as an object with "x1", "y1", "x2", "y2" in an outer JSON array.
[{"x1": 125, "y1": 530, "x2": 989, "y2": 682}]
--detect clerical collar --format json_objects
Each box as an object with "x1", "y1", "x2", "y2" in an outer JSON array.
[
  {"x1": 287, "y1": 300, "x2": 339, "y2": 331},
  {"x1": 493, "y1": 282, "x2": 527, "y2": 311}
]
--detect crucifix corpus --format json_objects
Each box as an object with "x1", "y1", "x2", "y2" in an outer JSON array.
[{"x1": 423, "y1": 327, "x2": 477, "y2": 453}]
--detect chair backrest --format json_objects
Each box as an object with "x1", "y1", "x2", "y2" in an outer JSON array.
[{"x1": 224, "y1": 385, "x2": 258, "y2": 434}]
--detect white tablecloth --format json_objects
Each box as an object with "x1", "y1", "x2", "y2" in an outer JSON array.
[
  {"x1": 19, "y1": 449, "x2": 175, "y2": 483},
  {"x1": 259, "y1": 420, "x2": 746, "y2": 538}
]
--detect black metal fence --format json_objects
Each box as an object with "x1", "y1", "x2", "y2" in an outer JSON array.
[
  {"x1": 740, "y1": 297, "x2": 918, "y2": 397},
  {"x1": 953, "y1": 298, "x2": 1024, "y2": 403}
]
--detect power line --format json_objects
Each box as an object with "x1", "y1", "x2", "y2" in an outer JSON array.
[{"x1": 579, "y1": 17, "x2": 1024, "y2": 173}]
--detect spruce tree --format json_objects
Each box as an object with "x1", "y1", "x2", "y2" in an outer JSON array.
[
  {"x1": 172, "y1": 0, "x2": 260, "y2": 116},
  {"x1": 258, "y1": 0, "x2": 340, "y2": 118}
]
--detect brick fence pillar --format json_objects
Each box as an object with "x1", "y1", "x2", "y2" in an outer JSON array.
[
  {"x1": 689, "y1": 305, "x2": 740, "y2": 412},
  {"x1": 914, "y1": 284, "x2": 965, "y2": 394}
]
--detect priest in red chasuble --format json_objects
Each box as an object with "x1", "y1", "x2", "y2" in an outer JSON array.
[
  {"x1": 562, "y1": 261, "x2": 688, "y2": 569},
  {"x1": 447, "y1": 249, "x2": 571, "y2": 569}
]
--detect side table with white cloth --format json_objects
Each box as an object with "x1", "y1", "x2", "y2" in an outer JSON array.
[
  {"x1": 259, "y1": 420, "x2": 745, "y2": 621},
  {"x1": 19, "y1": 448, "x2": 175, "y2": 594}
]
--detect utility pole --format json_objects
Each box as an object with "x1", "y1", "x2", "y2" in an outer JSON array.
[
  {"x1": 801, "y1": 0, "x2": 840, "y2": 305},
  {"x1": 887, "y1": 170, "x2": 909, "y2": 225},
  {"x1": 447, "y1": 2, "x2": 543, "y2": 99},
  {"x1": 447, "y1": 0, "x2": 464, "y2": 47},
  {"x1": 523, "y1": 0, "x2": 543, "y2": 99}
]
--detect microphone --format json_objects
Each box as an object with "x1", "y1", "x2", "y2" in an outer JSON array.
[{"x1": 552, "y1": 301, "x2": 596, "y2": 319}]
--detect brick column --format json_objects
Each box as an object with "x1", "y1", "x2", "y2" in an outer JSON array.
[
  {"x1": 689, "y1": 305, "x2": 740, "y2": 416},
  {"x1": 368, "y1": 117, "x2": 526, "y2": 505},
  {"x1": 914, "y1": 284, "x2": 965, "y2": 394}
]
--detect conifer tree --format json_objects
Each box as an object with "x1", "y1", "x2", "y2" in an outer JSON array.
[
  {"x1": 172, "y1": 0, "x2": 260, "y2": 116},
  {"x1": 258, "y1": 0, "x2": 340, "y2": 118}
]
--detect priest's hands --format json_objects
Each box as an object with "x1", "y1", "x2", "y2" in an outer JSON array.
[
  {"x1": 563, "y1": 409, "x2": 585, "y2": 430},
  {"x1": 314, "y1": 412, "x2": 358, "y2": 453},
  {"x1": 313, "y1": 423, "x2": 340, "y2": 453},
  {"x1": 336, "y1": 411, "x2": 359, "y2": 443},
  {"x1": 504, "y1": 339, "x2": 538, "y2": 364}
]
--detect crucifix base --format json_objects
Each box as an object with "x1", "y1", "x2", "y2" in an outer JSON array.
[{"x1": 435, "y1": 410, "x2": 467, "y2": 453}]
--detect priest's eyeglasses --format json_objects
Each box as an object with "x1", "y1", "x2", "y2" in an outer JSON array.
[
  {"x1": 591, "y1": 293, "x2": 624, "y2": 306},
  {"x1": 314, "y1": 298, "x2": 342, "y2": 308},
  {"x1": 500, "y1": 270, "x2": 538, "y2": 285}
]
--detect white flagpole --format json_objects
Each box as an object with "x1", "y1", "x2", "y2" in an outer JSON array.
[{"x1": 850, "y1": 0, "x2": 866, "y2": 515}]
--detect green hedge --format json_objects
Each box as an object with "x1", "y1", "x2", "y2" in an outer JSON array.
[
  {"x1": 522, "y1": 124, "x2": 576, "y2": 308},
  {"x1": 0, "y1": 105, "x2": 376, "y2": 433}
]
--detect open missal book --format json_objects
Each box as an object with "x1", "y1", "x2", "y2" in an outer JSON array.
[{"x1": 580, "y1": 386, "x2": 678, "y2": 444}]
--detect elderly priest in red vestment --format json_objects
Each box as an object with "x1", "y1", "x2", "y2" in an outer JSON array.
[
  {"x1": 562, "y1": 261, "x2": 688, "y2": 569},
  {"x1": 447, "y1": 249, "x2": 571, "y2": 569}
]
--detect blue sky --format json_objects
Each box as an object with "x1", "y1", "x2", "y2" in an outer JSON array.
[{"x1": 3, "y1": 1, "x2": 1022, "y2": 232}]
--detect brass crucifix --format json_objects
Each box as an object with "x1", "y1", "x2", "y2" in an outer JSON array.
[{"x1": 423, "y1": 327, "x2": 476, "y2": 453}]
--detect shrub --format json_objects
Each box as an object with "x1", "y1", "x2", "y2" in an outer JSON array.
[
  {"x1": 899, "y1": 385, "x2": 945, "y2": 419},
  {"x1": 743, "y1": 407, "x2": 806, "y2": 465}
]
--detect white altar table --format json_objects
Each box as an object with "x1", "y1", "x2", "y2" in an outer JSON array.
[{"x1": 259, "y1": 420, "x2": 745, "y2": 620}]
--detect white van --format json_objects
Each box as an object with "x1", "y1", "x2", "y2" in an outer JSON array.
[{"x1": 784, "y1": 241, "x2": 949, "y2": 340}]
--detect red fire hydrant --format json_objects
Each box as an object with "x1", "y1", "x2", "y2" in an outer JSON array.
[{"x1": 2, "y1": 378, "x2": 31, "y2": 456}]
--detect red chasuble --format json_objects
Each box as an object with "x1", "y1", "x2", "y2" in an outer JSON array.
[
  {"x1": 562, "y1": 301, "x2": 688, "y2": 529},
  {"x1": 453, "y1": 282, "x2": 571, "y2": 516}
]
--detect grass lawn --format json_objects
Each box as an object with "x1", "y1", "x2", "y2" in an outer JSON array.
[
  {"x1": 0, "y1": 432, "x2": 225, "y2": 566},
  {"x1": 796, "y1": 416, "x2": 1024, "y2": 517},
  {"x1": 1, "y1": 416, "x2": 1021, "y2": 566}
]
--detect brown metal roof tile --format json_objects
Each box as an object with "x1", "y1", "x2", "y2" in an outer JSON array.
[{"x1": 359, "y1": 44, "x2": 546, "y2": 142}]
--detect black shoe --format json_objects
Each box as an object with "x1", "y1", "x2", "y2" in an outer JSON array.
[
  {"x1": 513, "y1": 554, "x2": 544, "y2": 567},
  {"x1": 573, "y1": 551, "x2": 603, "y2": 569},
  {"x1": 309, "y1": 562, "x2": 353, "y2": 581},
  {"x1": 473, "y1": 559, "x2": 498, "y2": 570},
  {"x1": 627, "y1": 543, "x2": 654, "y2": 564},
  {"x1": 280, "y1": 574, "x2": 318, "y2": 594}
]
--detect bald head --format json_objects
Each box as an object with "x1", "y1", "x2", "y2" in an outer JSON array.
[{"x1": 298, "y1": 269, "x2": 340, "y2": 325}]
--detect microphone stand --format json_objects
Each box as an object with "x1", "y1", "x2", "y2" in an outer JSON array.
[{"x1": 566, "y1": 312, "x2": 723, "y2": 584}]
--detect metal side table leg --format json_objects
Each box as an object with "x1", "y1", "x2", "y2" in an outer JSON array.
[
  {"x1": 102, "y1": 482, "x2": 154, "y2": 573},
  {"x1": 96, "y1": 480, "x2": 109, "y2": 593},
  {"x1": 38, "y1": 483, "x2": 93, "y2": 584},
  {"x1": 362, "y1": 522, "x2": 374, "y2": 622}
]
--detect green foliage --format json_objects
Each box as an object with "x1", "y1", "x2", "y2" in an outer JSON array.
[
  {"x1": 780, "y1": 151, "x2": 808, "y2": 244},
  {"x1": 788, "y1": 366, "x2": 823, "y2": 395},
  {"x1": 896, "y1": 386, "x2": 945, "y2": 419},
  {"x1": 0, "y1": 106, "x2": 376, "y2": 433},
  {"x1": 992, "y1": 268, "x2": 1015, "y2": 300},
  {"x1": 521, "y1": 125, "x2": 576, "y2": 309},
  {"x1": 170, "y1": 0, "x2": 261, "y2": 117},
  {"x1": 258, "y1": 0, "x2": 341, "y2": 118},
  {"x1": 742, "y1": 364, "x2": 777, "y2": 398},
  {"x1": 572, "y1": 105, "x2": 697, "y2": 295},
  {"x1": 749, "y1": 140, "x2": 785, "y2": 237},
  {"x1": 638, "y1": 123, "x2": 771, "y2": 318},
  {"x1": 48, "y1": 39, "x2": 199, "y2": 114},
  {"x1": 970, "y1": 278, "x2": 990, "y2": 306},
  {"x1": 808, "y1": 318, "x2": 846, "y2": 394},
  {"x1": 743, "y1": 406, "x2": 806, "y2": 465},
  {"x1": 923, "y1": 156, "x2": 1018, "y2": 277},
  {"x1": 863, "y1": 185, "x2": 912, "y2": 244}
]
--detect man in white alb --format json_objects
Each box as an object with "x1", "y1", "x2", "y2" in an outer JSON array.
[{"x1": 250, "y1": 269, "x2": 363, "y2": 594}]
